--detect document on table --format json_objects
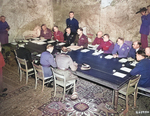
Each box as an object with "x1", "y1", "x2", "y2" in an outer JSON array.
[
  {"x1": 31, "y1": 40, "x2": 39, "y2": 43},
  {"x1": 113, "y1": 72, "x2": 126, "y2": 78},
  {"x1": 36, "y1": 54, "x2": 41, "y2": 57},
  {"x1": 92, "y1": 50, "x2": 104, "y2": 56},
  {"x1": 32, "y1": 37, "x2": 39, "y2": 40},
  {"x1": 105, "y1": 55, "x2": 113, "y2": 59},
  {"x1": 88, "y1": 44, "x2": 99, "y2": 50},
  {"x1": 36, "y1": 42, "x2": 46, "y2": 45},
  {"x1": 47, "y1": 40, "x2": 55, "y2": 43},
  {"x1": 39, "y1": 39, "x2": 47, "y2": 42},
  {"x1": 81, "y1": 49, "x2": 90, "y2": 53},
  {"x1": 130, "y1": 61, "x2": 138, "y2": 67},
  {"x1": 120, "y1": 67, "x2": 132, "y2": 72},
  {"x1": 119, "y1": 58, "x2": 127, "y2": 63},
  {"x1": 58, "y1": 42, "x2": 66, "y2": 46},
  {"x1": 67, "y1": 46, "x2": 82, "y2": 51}
]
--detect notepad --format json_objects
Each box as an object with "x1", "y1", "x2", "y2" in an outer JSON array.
[
  {"x1": 105, "y1": 55, "x2": 113, "y2": 59},
  {"x1": 67, "y1": 46, "x2": 82, "y2": 51},
  {"x1": 39, "y1": 39, "x2": 47, "y2": 42},
  {"x1": 58, "y1": 42, "x2": 66, "y2": 46},
  {"x1": 130, "y1": 61, "x2": 138, "y2": 67},
  {"x1": 81, "y1": 49, "x2": 90, "y2": 53},
  {"x1": 113, "y1": 72, "x2": 126, "y2": 78},
  {"x1": 47, "y1": 40, "x2": 55, "y2": 43},
  {"x1": 88, "y1": 44, "x2": 99, "y2": 50},
  {"x1": 120, "y1": 67, "x2": 132, "y2": 72},
  {"x1": 32, "y1": 37, "x2": 39, "y2": 40},
  {"x1": 119, "y1": 58, "x2": 127, "y2": 63},
  {"x1": 92, "y1": 50, "x2": 104, "y2": 56},
  {"x1": 36, "y1": 54, "x2": 41, "y2": 57},
  {"x1": 36, "y1": 42, "x2": 46, "y2": 45}
]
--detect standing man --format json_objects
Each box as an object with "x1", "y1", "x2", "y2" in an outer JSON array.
[
  {"x1": 66, "y1": 11, "x2": 79, "y2": 35},
  {"x1": 0, "y1": 16, "x2": 10, "y2": 45},
  {"x1": 0, "y1": 42, "x2": 7, "y2": 97},
  {"x1": 130, "y1": 50, "x2": 150, "y2": 87},
  {"x1": 77, "y1": 28, "x2": 88, "y2": 48},
  {"x1": 139, "y1": 7, "x2": 149, "y2": 49},
  {"x1": 40, "y1": 44, "x2": 57, "y2": 77}
]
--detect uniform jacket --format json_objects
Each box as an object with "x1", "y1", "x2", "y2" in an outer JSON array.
[
  {"x1": 53, "y1": 31, "x2": 64, "y2": 42},
  {"x1": 140, "y1": 15, "x2": 149, "y2": 35},
  {"x1": 92, "y1": 37, "x2": 103, "y2": 45},
  {"x1": 78, "y1": 34, "x2": 88, "y2": 48},
  {"x1": 40, "y1": 28, "x2": 52, "y2": 39},
  {"x1": 64, "y1": 32, "x2": 76, "y2": 46}
]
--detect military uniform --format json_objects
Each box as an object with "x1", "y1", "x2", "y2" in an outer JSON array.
[
  {"x1": 92, "y1": 37, "x2": 103, "y2": 45},
  {"x1": 130, "y1": 58, "x2": 150, "y2": 87},
  {"x1": 64, "y1": 32, "x2": 76, "y2": 46},
  {"x1": 97, "y1": 39, "x2": 114, "y2": 54},
  {"x1": 112, "y1": 43, "x2": 130, "y2": 58},
  {"x1": 78, "y1": 34, "x2": 88, "y2": 48},
  {"x1": 53, "y1": 31, "x2": 64, "y2": 42}
]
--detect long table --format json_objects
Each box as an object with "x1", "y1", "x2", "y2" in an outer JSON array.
[
  {"x1": 24, "y1": 42, "x2": 134, "y2": 110},
  {"x1": 67, "y1": 49, "x2": 135, "y2": 110}
]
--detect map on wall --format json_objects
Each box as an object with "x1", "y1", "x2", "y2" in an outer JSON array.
[{"x1": 101, "y1": 0, "x2": 113, "y2": 8}]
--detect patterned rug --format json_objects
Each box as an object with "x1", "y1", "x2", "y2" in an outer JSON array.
[{"x1": 38, "y1": 78, "x2": 117, "y2": 116}]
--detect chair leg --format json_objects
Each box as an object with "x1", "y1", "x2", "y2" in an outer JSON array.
[
  {"x1": 26, "y1": 72, "x2": 28, "y2": 84},
  {"x1": 54, "y1": 83, "x2": 56, "y2": 97},
  {"x1": 125, "y1": 95, "x2": 129, "y2": 113},
  {"x1": 63, "y1": 86, "x2": 66, "y2": 101},
  {"x1": 134, "y1": 91, "x2": 137, "y2": 107},
  {"x1": 35, "y1": 77, "x2": 37, "y2": 89},
  {"x1": 20, "y1": 70, "x2": 22, "y2": 82},
  {"x1": 42, "y1": 79, "x2": 44, "y2": 91}
]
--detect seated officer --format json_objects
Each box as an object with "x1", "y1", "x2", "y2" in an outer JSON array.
[
  {"x1": 53, "y1": 26, "x2": 64, "y2": 42},
  {"x1": 77, "y1": 27, "x2": 88, "y2": 48},
  {"x1": 92, "y1": 31, "x2": 103, "y2": 45},
  {"x1": 112, "y1": 37, "x2": 130, "y2": 58},
  {"x1": 40, "y1": 44, "x2": 57, "y2": 77},
  {"x1": 64, "y1": 27, "x2": 76, "y2": 46},
  {"x1": 128, "y1": 41, "x2": 141, "y2": 59},
  {"x1": 145, "y1": 47, "x2": 150, "y2": 58},
  {"x1": 97, "y1": 34, "x2": 114, "y2": 54},
  {"x1": 130, "y1": 50, "x2": 150, "y2": 87}
]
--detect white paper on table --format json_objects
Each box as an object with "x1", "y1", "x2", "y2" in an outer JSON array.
[
  {"x1": 113, "y1": 72, "x2": 126, "y2": 78},
  {"x1": 47, "y1": 40, "x2": 55, "y2": 43},
  {"x1": 119, "y1": 58, "x2": 127, "y2": 63},
  {"x1": 130, "y1": 61, "x2": 138, "y2": 67},
  {"x1": 36, "y1": 54, "x2": 41, "y2": 57},
  {"x1": 120, "y1": 67, "x2": 132, "y2": 73},
  {"x1": 23, "y1": 40, "x2": 29, "y2": 42},
  {"x1": 31, "y1": 40, "x2": 39, "y2": 43},
  {"x1": 88, "y1": 44, "x2": 99, "y2": 50},
  {"x1": 32, "y1": 37, "x2": 39, "y2": 40},
  {"x1": 58, "y1": 42, "x2": 66, "y2": 46},
  {"x1": 81, "y1": 49, "x2": 90, "y2": 53},
  {"x1": 92, "y1": 50, "x2": 104, "y2": 56},
  {"x1": 36, "y1": 42, "x2": 46, "y2": 45},
  {"x1": 39, "y1": 39, "x2": 47, "y2": 42},
  {"x1": 105, "y1": 55, "x2": 113, "y2": 59}
]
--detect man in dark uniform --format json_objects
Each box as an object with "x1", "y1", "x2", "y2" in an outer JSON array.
[
  {"x1": 64, "y1": 27, "x2": 76, "y2": 46},
  {"x1": 130, "y1": 50, "x2": 150, "y2": 87},
  {"x1": 66, "y1": 11, "x2": 79, "y2": 35}
]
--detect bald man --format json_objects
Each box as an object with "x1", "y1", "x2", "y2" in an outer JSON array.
[
  {"x1": 128, "y1": 41, "x2": 141, "y2": 59},
  {"x1": 92, "y1": 31, "x2": 103, "y2": 45},
  {"x1": 145, "y1": 47, "x2": 150, "y2": 58}
]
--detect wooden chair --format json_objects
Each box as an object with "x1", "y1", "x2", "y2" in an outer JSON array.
[
  {"x1": 14, "y1": 49, "x2": 20, "y2": 73},
  {"x1": 51, "y1": 68, "x2": 76, "y2": 101},
  {"x1": 119, "y1": 75, "x2": 141, "y2": 115},
  {"x1": 16, "y1": 56, "x2": 34, "y2": 84},
  {"x1": 32, "y1": 62, "x2": 53, "y2": 91}
]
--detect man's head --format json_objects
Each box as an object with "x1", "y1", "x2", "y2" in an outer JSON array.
[
  {"x1": 1, "y1": 16, "x2": 5, "y2": 23},
  {"x1": 69, "y1": 11, "x2": 74, "y2": 19},
  {"x1": 66, "y1": 27, "x2": 71, "y2": 34},
  {"x1": 147, "y1": 5, "x2": 150, "y2": 14},
  {"x1": 41, "y1": 24, "x2": 47, "y2": 31},
  {"x1": 145, "y1": 47, "x2": 150, "y2": 56},
  {"x1": 132, "y1": 41, "x2": 141, "y2": 49},
  {"x1": 140, "y1": 7, "x2": 147, "y2": 15},
  {"x1": 97, "y1": 31, "x2": 103, "y2": 38},
  {"x1": 46, "y1": 44, "x2": 54, "y2": 53},
  {"x1": 61, "y1": 46, "x2": 69, "y2": 54},
  {"x1": 117, "y1": 37, "x2": 124, "y2": 46},
  {"x1": 77, "y1": 27, "x2": 83, "y2": 36},
  {"x1": 136, "y1": 50, "x2": 146, "y2": 61},
  {"x1": 53, "y1": 26, "x2": 59, "y2": 32},
  {"x1": 103, "y1": 34, "x2": 110, "y2": 42}
]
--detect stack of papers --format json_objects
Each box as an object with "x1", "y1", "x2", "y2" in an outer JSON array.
[
  {"x1": 32, "y1": 37, "x2": 39, "y2": 40},
  {"x1": 36, "y1": 54, "x2": 41, "y2": 57},
  {"x1": 39, "y1": 39, "x2": 47, "y2": 42},
  {"x1": 67, "y1": 46, "x2": 82, "y2": 51},
  {"x1": 120, "y1": 67, "x2": 132, "y2": 72},
  {"x1": 130, "y1": 61, "x2": 138, "y2": 67},
  {"x1": 81, "y1": 49, "x2": 90, "y2": 53},
  {"x1": 58, "y1": 42, "x2": 66, "y2": 46},
  {"x1": 113, "y1": 72, "x2": 126, "y2": 78},
  {"x1": 105, "y1": 55, "x2": 113, "y2": 59},
  {"x1": 119, "y1": 58, "x2": 127, "y2": 63},
  {"x1": 36, "y1": 42, "x2": 46, "y2": 45},
  {"x1": 23, "y1": 40, "x2": 29, "y2": 42},
  {"x1": 92, "y1": 50, "x2": 104, "y2": 56},
  {"x1": 88, "y1": 44, "x2": 99, "y2": 50},
  {"x1": 48, "y1": 40, "x2": 55, "y2": 43},
  {"x1": 31, "y1": 40, "x2": 39, "y2": 43}
]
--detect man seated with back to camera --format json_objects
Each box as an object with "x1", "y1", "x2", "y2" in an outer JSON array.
[
  {"x1": 127, "y1": 41, "x2": 142, "y2": 60},
  {"x1": 54, "y1": 46, "x2": 78, "y2": 94},
  {"x1": 112, "y1": 37, "x2": 130, "y2": 58},
  {"x1": 64, "y1": 27, "x2": 76, "y2": 46},
  {"x1": 96, "y1": 34, "x2": 114, "y2": 54},
  {"x1": 76, "y1": 27, "x2": 88, "y2": 48},
  {"x1": 92, "y1": 31, "x2": 103, "y2": 45},
  {"x1": 130, "y1": 50, "x2": 150, "y2": 87},
  {"x1": 40, "y1": 44, "x2": 57, "y2": 87}
]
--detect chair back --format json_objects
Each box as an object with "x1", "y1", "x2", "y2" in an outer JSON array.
[
  {"x1": 32, "y1": 62, "x2": 44, "y2": 79},
  {"x1": 127, "y1": 75, "x2": 141, "y2": 93},
  {"x1": 14, "y1": 49, "x2": 17, "y2": 56},
  {"x1": 16, "y1": 56, "x2": 28, "y2": 71}
]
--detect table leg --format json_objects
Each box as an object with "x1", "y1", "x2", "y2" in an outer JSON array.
[{"x1": 114, "y1": 90, "x2": 118, "y2": 110}]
